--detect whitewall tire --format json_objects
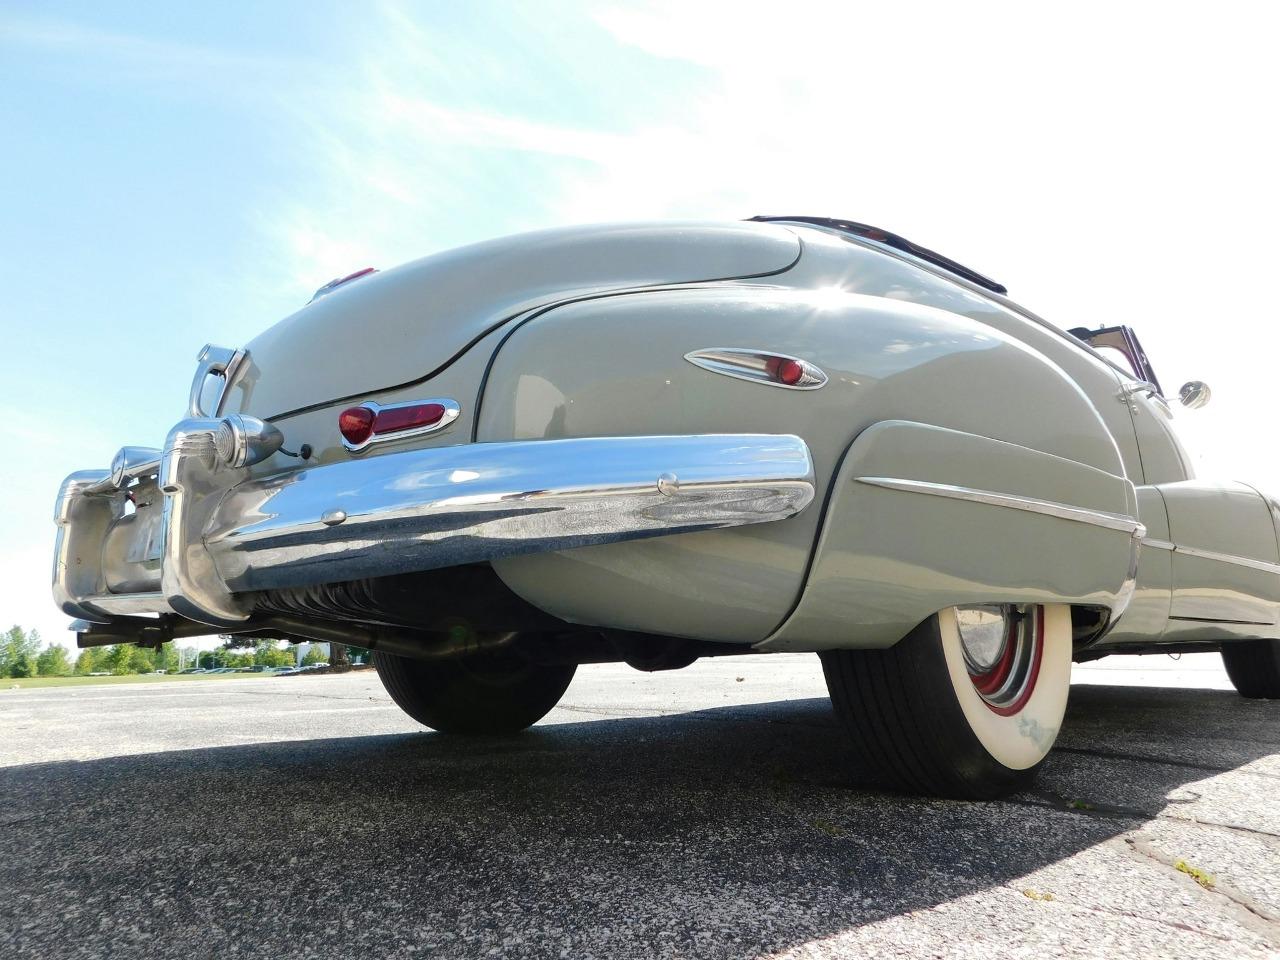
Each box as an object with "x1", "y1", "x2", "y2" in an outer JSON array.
[{"x1": 820, "y1": 603, "x2": 1072, "y2": 799}]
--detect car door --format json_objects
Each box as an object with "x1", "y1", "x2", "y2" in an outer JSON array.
[{"x1": 1088, "y1": 325, "x2": 1280, "y2": 637}]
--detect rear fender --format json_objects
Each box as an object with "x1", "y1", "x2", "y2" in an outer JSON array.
[
  {"x1": 759, "y1": 420, "x2": 1141, "y2": 651},
  {"x1": 477, "y1": 286, "x2": 1132, "y2": 644}
]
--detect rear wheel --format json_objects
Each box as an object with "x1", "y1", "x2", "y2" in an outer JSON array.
[
  {"x1": 1221, "y1": 638, "x2": 1280, "y2": 699},
  {"x1": 820, "y1": 604, "x2": 1072, "y2": 800},
  {"x1": 374, "y1": 647, "x2": 576, "y2": 734}
]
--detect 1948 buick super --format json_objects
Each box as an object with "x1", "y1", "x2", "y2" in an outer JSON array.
[{"x1": 53, "y1": 216, "x2": 1280, "y2": 799}]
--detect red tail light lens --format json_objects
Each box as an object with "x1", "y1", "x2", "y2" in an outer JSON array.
[
  {"x1": 684, "y1": 349, "x2": 827, "y2": 390},
  {"x1": 338, "y1": 407, "x2": 375, "y2": 447},
  {"x1": 766, "y1": 357, "x2": 805, "y2": 386},
  {"x1": 338, "y1": 398, "x2": 460, "y2": 451},
  {"x1": 370, "y1": 402, "x2": 445, "y2": 436}
]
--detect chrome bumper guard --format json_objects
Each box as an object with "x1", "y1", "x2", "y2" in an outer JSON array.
[{"x1": 54, "y1": 426, "x2": 815, "y2": 627}]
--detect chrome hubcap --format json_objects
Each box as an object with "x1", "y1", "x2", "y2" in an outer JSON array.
[{"x1": 955, "y1": 604, "x2": 1044, "y2": 715}]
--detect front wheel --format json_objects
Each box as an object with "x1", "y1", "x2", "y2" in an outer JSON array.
[
  {"x1": 820, "y1": 604, "x2": 1072, "y2": 800},
  {"x1": 374, "y1": 647, "x2": 576, "y2": 735}
]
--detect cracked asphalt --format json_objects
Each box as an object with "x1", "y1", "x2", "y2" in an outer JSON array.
[{"x1": 1, "y1": 653, "x2": 1277, "y2": 959}]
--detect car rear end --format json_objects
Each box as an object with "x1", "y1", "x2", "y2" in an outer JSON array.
[{"x1": 52, "y1": 221, "x2": 815, "y2": 646}]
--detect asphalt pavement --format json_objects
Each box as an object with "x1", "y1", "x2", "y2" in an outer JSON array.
[{"x1": 1, "y1": 653, "x2": 1277, "y2": 959}]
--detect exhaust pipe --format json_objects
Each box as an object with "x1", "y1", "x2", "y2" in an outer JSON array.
[
  {"x1": 73, "y1": 614, "x2": 516, "y2": 662},
  {"x1": 73, "y1": 616, "x2": 255, "y2": 649},
  {"x1": 256, "y1": 615, "x2": 517, "y2": 661}
]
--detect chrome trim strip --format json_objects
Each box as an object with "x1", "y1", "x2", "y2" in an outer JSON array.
[
  {"x1": 1117, "y1": 380, "x2": 1162, "y2": 401},
  {"x1": 159, "y1": 418, "x2": 256, "y2": 625},
  {"x1": 52, "y1": 469, "x2": 119, "y2": 622},
  {"x1": 855, "y1": 476, "x2": 1145, "y2": 537},
  {"x1": 189, "y1": 344, "x2": 246, "y2": 418},
  {"x1": 83, "y1": 446, "x2": 164, "y2": 496},
  {"x1": 684, "y1": 348, "x2": 827, "y2": 390},
  {"x1": 81, "y1": 592, "x2": 173, "y2": 616},
  {"x1": 1142, "y1": 534, "x2": 1280, "y2": 573},
  {"x1": 1169, "y1": 614, "x2": 1273, "y2": 626},
  {"x1": 1170, "y1": 543, "x2": 1280, "y2": 576},
  {"x1": 207, "y1": 434, "x2": 816, "y2": 593},
  {"x1": 341, "y1": 397, "x2": 461, "y2": 452}
]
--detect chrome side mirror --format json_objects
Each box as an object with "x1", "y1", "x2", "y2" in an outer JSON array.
[{"x1": 1179, "y1": 381, "x2": 1211, "y2": 409}]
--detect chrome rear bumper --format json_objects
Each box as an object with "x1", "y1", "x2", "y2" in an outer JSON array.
[{"x1": 54, "y1": 429, "x2": 815, "y2": 627}]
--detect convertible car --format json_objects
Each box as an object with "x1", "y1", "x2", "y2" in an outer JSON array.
[{"x1": 53, "y1": 216, "x2": 1280, "y2": 799}]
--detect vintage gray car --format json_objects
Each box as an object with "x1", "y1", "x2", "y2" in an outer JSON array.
[{"x1": 53, "y1": 217, "x2": 1280, "y2": 799}]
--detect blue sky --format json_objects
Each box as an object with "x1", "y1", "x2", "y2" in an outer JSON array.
[{"x1": 2, "y1": 1, "x2": 1277, "y2": 647}]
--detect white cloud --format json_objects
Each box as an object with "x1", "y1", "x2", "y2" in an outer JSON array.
[{"x1": 263, "y1": 1, "x2": 1280, "y2": 485}]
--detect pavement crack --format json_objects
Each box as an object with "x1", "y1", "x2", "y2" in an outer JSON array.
[
  {"x1": 554, "y1": 704, "x2": 668, "y2": 718},
  {"x1": 1012, "y1": 791, "x2": 1280, "y2": 844},
  {"x1": 1072, "y1": 902, "x2": 1238, "y2": 943},
  {"x1": 1124, "y1": 835, "x2": 1280, "y2": 944},
  {"x1": 1005, "y1": 792, "x2": 1151, "y2": 822},
  {"x1": 1155, "y1": 816, "x2": 1280, "y2": 843},
  {"x1": 1054, "y1": 745, "x2": 1280, "y2": 779}
]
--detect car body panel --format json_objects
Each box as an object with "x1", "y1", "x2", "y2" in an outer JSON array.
[
  {"x1": 52, "y1": 218, "x2": 1280, "y2": 655},
  {"x1": 1122, "y1": 390, "x2": 1195, "y2": 484},
  {"x1": 1097, "y1": 485, "x2": 1174, "y2": 645},
  {"x1": 764, "y1": 226, "x2": 1150, "y2": 485},
  {"x1": 1158, "y1": 480, "x2": 1280, "y2": 626},
  {"x1": 227, "y1": 221, "x2": 800, "y2": 420},
  {"x1": 479, "y1": 283, "x2": 1135, "y2": 643},
  {"x1": 759, "y1": 421, "x2": 1138, "y2": 650}
]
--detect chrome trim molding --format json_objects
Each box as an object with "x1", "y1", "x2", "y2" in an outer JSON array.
[
  {"x1": 855, "y1": 476, "x2": 1146, "y2": 537},
  {"x1": 52, "y1": 469, "x2": 118, "y2": 622},
  {"x1": 159, "y1": 418, "x2": 256, "y2": 625},
  {"x1": 1170, "y1": 543, "x2": 1280, "y2": 576},
  {"x1": 80, "y1": 592, "x2": 173, "y2": 616},
  {"x1": 1169, "y1": 614, "x2": 1273, "y2": 626},
  {"x1": 214, "y1": 415, "x2": 285, "y2": 469},
  {"x1": 1117, "y1": 380, "x2": 1162, "y2": 401},
  {"x1": 1114, "y1": 532, "x2": 1141, "y2": 623},
  {"x1": 341, "y1": 397, "x2": 461, "y2": 452},
  {"x1": 189, "y1": 344, "x2": 247, "y2": 418},
  {"x1": 54, "y1": 433, "x2": 815, "y2": 624},
  {"x1": 684, "y1": 348, "x2": 827, "y2": 390},
  {"x1": 79, "y1": 447, "x2": 163, "y2": 497},
  {"x1": 208, "y1": 434, "x2": 816, "y2": 593},
  {"x1": 1141, "y1": 535, "x2": 1280, "y2": 573}
]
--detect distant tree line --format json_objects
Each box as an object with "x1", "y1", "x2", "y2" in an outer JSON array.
[
  {"x1": 1, "y1": 626, "x2": 70, "y2": 678},
  {"x1": 0, "y1": 625, "x2": 345, "y2": 679}
]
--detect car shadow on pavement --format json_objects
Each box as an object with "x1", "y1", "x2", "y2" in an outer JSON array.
[{"x1": 1, "y1": 683, "x2": 1277, "y2": 959}]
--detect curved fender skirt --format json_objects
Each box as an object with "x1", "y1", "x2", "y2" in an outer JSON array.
[{"x1": 758, "y1": 420, "x2": 1142, "y2": 651}]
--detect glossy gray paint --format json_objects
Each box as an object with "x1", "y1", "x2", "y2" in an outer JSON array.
[
  {"x1": 478, "y1": 282, "x2": 1141, "y2": 644},
  {"x1": 54, "y1": 219, "x2": 1280, "y2": 650},
  {"x1": 231, "y1": 221, "x2": 800, "y2": 420}
]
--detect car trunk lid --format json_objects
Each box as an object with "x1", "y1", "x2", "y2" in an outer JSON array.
[{"x1": 227, "y1": 221, "x2": 800, "y2": 420}]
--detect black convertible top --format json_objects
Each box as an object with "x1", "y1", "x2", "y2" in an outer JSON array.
[{"x1": 748, "y1": 215, "x2": 1007, "y2": 296}]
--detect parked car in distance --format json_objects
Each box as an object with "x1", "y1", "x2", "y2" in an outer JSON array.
[
  {"x1": 275, "y1": 665, "x2": 325, "y2": 676},
  {"x1": 54, "y1": 217, "x2": 1280, "y2": 799}
]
